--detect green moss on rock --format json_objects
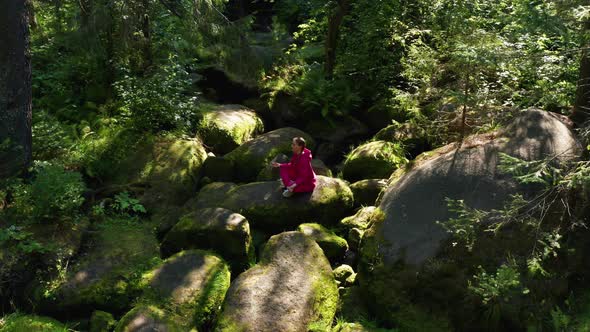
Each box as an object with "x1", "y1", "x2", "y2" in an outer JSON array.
[
  {"x1": 215, "y1": 232, "x2": 338, "y2": 332},
  {"x1": 0, "y1": 313, "x2": 69, "y2": 332},
  {"x1": 333, "y1": 265, "x2": 355, "y2": 282},
  {"x1": 197, "y1": 104, "x2": 264, "y2": 154},
  {"x1": 135, "y1": 250, "x2": 230, "y2": 330},
  {"x1": 342, "y1": 141, "x2": 408, "y2": 182},
  {"x1": 340, "y1": 206, "x2": 381, "y2": 231},
  {"x1": 89, "y1": 310, "x2": 116, "y2": 332},
  {"x1": 194, "y1": 176, "x2": 354, "y2": 232},
  {"x1": 350, "y1": 179, "x2": 388, "y2": 207},
  {"x1": 160, "y1": 208, "x2": 253, "y2": 271},
  {"x1": 114, "y1": 305, "x2": 182, "y2": 332},
  {"x1": 31, "y1": 219, "x2": 161, "y2": 316},
  {"x1": 298, "y1": 223, "x2": 348, "y2": 263}
]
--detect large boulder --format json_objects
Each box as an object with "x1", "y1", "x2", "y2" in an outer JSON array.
[
  {"x1": 125, "y1": 250, "x2": 231, "y2": 330},
  {"x1": 215, "y1": 232, "x2": 338, "y2": 332},
  {"x1": 192, "y1": 182, "x2": 238, "y2": 210},
  {"x1": 160, "y1": 208, "x2": 254, "y2": 270},
  {"x1": 224, "y1": 127, "x2": 315, "y2": 182},
  {"x1": 359, "y1": 109, "x2": 582, "y2": 327},
  {"x1": 30, "y1": 219, "x2": 161, "y2": 317},
  {"x1": 349, "y1": 179, "x2": 389, "y2": 207},
  {"x1": 96, "y1": 135, "x2": 207, "y2": 212},
  {"x1": 341, "y1": 141, "x2": 408, "y2": 182},
  {"x1": 1, "y1": 219, "x2": 89, "y2": 307},
  {"x1": 197, "y1": 104, "x2": 264, "y2": 154},
  {"x1": 194, "y1": 176, "x2": 354, "y2": 232},
  {"x1": 138, "y1": 137, "x2": 208, "y2": 212},
  {"x1": 297, "y1": 223, "x2": 348, "y2": 263}
]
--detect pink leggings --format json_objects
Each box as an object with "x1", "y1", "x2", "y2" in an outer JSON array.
[{"x1": 280, "y1": 167, "x2": 315, "y2": 193}]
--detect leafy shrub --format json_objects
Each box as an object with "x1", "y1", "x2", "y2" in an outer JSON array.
[
  {"x1": 114, "y1": 55, "x2": 200, "y2": 132},
  {"x1": 32, "y1": 111, "x2": 73, "y2": 162},
  {"x1": 3, "y1": 162, "x2": 86, "y2": 223}
]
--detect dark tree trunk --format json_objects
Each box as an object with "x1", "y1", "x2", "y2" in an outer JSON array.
[
  {"x1": 572, "y1": 20, "x2": 590, "y2": 126},
  {"x1": 0, "y1": 0, "x2": 32, "y2": 178},
  {"x1": 325, "y1": 0, "x2": 350, "y2": 79},
  {"x1": 142, "y1": 0, "x2": 152, "y2": 69}
]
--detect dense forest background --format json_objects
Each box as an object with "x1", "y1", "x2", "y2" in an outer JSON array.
[{"x1": 2, "y1": 0, "x2": 590, "y2": 331}]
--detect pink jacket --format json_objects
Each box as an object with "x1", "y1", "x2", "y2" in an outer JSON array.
[{"x1": 280, "y1": 148, "x2": 317, "y2": 189}]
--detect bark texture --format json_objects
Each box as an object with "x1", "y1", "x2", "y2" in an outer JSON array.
[{"x1": 0, "y1": 0, "x2": 32, "y2": 178}]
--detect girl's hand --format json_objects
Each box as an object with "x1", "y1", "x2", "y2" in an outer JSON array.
[
  {"x1": 288, "y1": 183, "x2": 297, "y2": 192},
  {"x1": 271, "y1": 161, "x2": 280, "y2": 168}
]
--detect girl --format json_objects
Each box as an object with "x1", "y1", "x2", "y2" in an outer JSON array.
[{"x1": 271, "y1": 137, "x2": 317, "y2": 197}]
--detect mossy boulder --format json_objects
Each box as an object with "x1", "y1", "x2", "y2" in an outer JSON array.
[
  {"x1": 89, "y1": 310, "x2": 116, "y2": 332},
  {"x1": 138, "y1": 137, "x2": 208, "y2": 213},
  {"x1": 340, "y1": 206, "x2": 380, "y2": 231},
  {"x1": 1, "y1": 219, "x2": 89, "y2": 306},
  {"x1": 374, "y1": 121, "x2": 431, "y2": 158},
  {"x1": 194, "y1": 176, "x2": 354, "y2": 232},
  {"x1": 114, "y1": 305, "x2": 181, "y2": 332},
  {"x1": 193, "y1": 182, "x2": 238, "y2": 210},
  {"x1": 358, "y1": 109, "x2": 582, "y2": 328},
  {"x1": 224, "y1": 127, "x2": 315, "y2": 182},
  {"x1": 0, "y1": 314, "x2": 69, "y2": 332},
  {"x1": 256, "y1": 154, "x2": 290, "y2": 181},
  {"x1": 160, "y1": 208, "x2": 253, "y2": 270},
  {"x1": 349, "y1": 179, "x2": 388, "y2": 207},
  {"x1": 215, "y1": 231, "x2": 338, "y2": 332},
  {"x1": 201, "y1": 156, "x2": 235, "y2": 182},
  {"x1": 132, "y1": 250, "x2": 230, "y2": 330},
  {"x1": 98, "y1": 135, "x2": 207, "y2": 212},
  {"x1": 31, "y1": 219, "x2": 161, "y2": 317},
  {"x1": 197, "y1": 104, "x2": 264, "y2": 154},
  {"x1": 341, "y1": 141, "x2": 408, "y2": 182},
  {"x1": 298, "y1": 223, "x2": 348, "y2": 263},
  {"x1": 333, "y1": 265, "x2": 355, "y2": 285}
]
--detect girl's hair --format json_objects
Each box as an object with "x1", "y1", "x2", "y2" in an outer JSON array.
[{"x1": 293, "y1": 137, "x2": 306, "y2": 148}]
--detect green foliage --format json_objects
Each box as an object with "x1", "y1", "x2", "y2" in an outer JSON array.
[
  {"x1": 0, "y1": 313, "x2": 70, "y2": 332},
  {"x1": 2, "y1": 162, "x2": 86, "y2": 223},
  {"x1": 114, "y1": 55, "x2": 201, "y2": 132},
  {"x1": 498, "y1": 152, "x2": 562, "y2": 187},
  {"x1": 468, "y1": 263, "x2": 529, "y2": 328},
  {"x1": 436, "y1": 198, "x2": 487, "y2": 251},
  {"x1": 113, "y1": 191, "x2": 147, "y2": 215},
  {"x1": 0, "y1": 225, "x2": 48, "y2": 254}
]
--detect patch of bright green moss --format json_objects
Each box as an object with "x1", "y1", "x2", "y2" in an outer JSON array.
[
  {"x1": 342, "y1": 141, "x2": 408, "y2": 182},
  {"x1": 0, "y1": 313, "x2": 69, "y2": 332}
]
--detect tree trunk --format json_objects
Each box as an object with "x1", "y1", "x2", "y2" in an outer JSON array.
[
  {"x1": 142, "y1": 0, "x2": 152, "y2": 69},
  {"x1": 325, "y1": 0, "x2": 350, "y2": 79},
  {"x1": 0, "y1": 0, "x2": 32, "y2": 178},
  {"x1": 572, "y1": 20, "x2": 590, "y2": 126}
]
